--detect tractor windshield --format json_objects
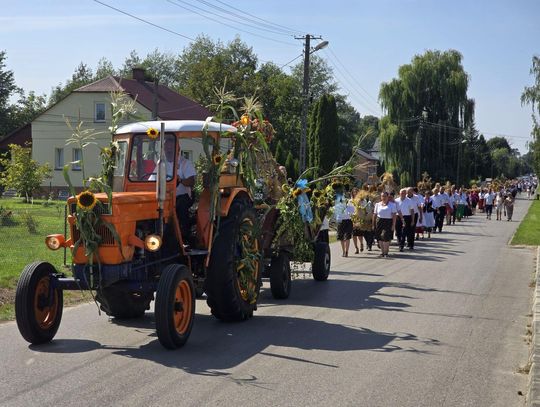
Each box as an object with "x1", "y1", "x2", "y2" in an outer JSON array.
[{"x1": 128, "y1": 133, "x2": 176, "y2": 182}]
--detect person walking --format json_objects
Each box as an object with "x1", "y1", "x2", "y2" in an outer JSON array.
[
  {"x1": 335, "y1": 194, "x2": 355, "y2": 257},
  {"x1": 372, "y1": 191, "x2": 397, "y2": 258},
  {"x1": 395, "y1": 188, "x2": 415, "y2": 252},
  {"x1": 504, "y1": 193, "x2": 515, "y2": 221},
  {"x1": 495, "y1": 191, "x2": 504, "y2": 221},
  {"x1": 352, "y1": 192, "x2": 375, "y2": 253},
  {"x1": 484, "y1": 188, "x2": 495, "y2": 220},
  {"x1": 422, "y1": 190, "x2": 436, "y2": 238}
]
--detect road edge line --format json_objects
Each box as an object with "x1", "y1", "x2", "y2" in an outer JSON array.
[{"x1": 527, "y1": 246, "x2": 540, "y2": 407}]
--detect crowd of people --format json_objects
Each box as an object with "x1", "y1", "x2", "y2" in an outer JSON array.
[{"x1": 330, "y1": 179, "x2": 523, "y2": 258}]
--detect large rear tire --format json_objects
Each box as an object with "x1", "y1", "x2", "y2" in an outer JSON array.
[
  {"x1": 270, "y1": 251, "x2": 291, "y2": 299},
  {"x1": 206, "y1": 199, "x2": 262, "y2": 321},
  {"x1": 312, "y1": 241, "x2": 331, "y2": 281},
  {"x1": 15, "y1": 262, "x2": 63, "y2": 344},
  {"x1": 155, "y1": 264, "x2": 195, "y2": 349}
]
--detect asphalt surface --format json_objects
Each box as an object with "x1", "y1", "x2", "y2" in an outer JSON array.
[{"x1": 0, "y1": 197, "x2": 535, "y2": 407}]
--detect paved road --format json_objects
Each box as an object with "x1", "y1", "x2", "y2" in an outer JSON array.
[{"x1": 0, "y1": 198, "x2": 535, "y2": 407}]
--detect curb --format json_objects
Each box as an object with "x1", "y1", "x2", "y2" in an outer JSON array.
[{"x1": 527, "y1": 246, "x2": 540, "y2": 406}]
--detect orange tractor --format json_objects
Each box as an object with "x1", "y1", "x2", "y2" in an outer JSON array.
[{"x1": 15, "y1": 120, "x2": 330, "y2": 349}]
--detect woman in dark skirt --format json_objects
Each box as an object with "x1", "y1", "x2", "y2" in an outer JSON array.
[
  {"x1": 372, "y1": 191, "x2": 397, "y2": 257},
  {"x1": 335, "y1": 195, "x2": 355, "y2": 257}
]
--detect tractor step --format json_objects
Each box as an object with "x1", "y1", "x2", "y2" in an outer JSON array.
[{"x1": 186, "y1": 249, "x2": 209, "y2": 256}]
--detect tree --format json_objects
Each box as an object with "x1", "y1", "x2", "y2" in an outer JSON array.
[
  {"x1": 0, "y1": 50, "x2": 21, "y2": 138},
  {"x1": 308, "y1": 94, "x2": 339, "y2": 175},
  {"x1": 0, "y1": 144, "x2": 51, "y2": 201},
  {"x1": 49, "y1": 62, "x2": 94, "y2": 105},
  {"x1": 521, "y1": 55, "x2": 540, "y2": 175},
  {"x1": 285, "y1": 151, "x2": 296, "y2": 180},
  {"x1": 486, "y1": 136, "x2": 511, "y2": 152},
  {"x1": 379, "y1": 50, "x2": 474, "y2": 183},
  {"x1": 274, "y1": 140, "x2": 286, "y2": 166}
]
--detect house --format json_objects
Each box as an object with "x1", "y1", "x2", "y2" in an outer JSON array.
[
  {"x1": 30, "y1": 68, "x2": 214, "y2": 193},
  {"x1": 353, "y1": 149, "x2": 379, "y2": 184}
]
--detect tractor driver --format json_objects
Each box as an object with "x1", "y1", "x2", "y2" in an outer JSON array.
[{"x1": 164, "y1": 137, "x2": 196, "y2": 245}]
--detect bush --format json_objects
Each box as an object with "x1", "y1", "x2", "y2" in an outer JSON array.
[
  {"x1": 20, "y1": 211, "x2": 38, "y2": 234},
  {"x1": 0, "y1": 206, "x2": 17, "y2": 226}
]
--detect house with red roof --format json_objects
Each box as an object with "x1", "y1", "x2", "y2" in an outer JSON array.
[{"x1": 28, "y1": 68, "x2": 212, "y2": 192}]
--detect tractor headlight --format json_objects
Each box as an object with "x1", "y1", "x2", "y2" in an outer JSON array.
[
  {"x1": 144, "y1": 234, "x2": 162, "y2": 252},
  {"x1": 45, "y1": 234, "x2": 65, "y2": 250}
]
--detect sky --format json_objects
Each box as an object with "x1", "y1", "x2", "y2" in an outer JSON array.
[{"x1": 1, "y1": 0, "x2": 539, "y2": 153}]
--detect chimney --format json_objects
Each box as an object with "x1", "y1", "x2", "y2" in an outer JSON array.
[{"x1": 132, "y1": 67, "x2": 146, "y2": 82}]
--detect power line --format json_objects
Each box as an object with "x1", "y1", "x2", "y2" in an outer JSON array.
[
  {"x1": 209, "y1": 0, "x2": 304, "y2": 35},
  {"x1": 166, "y1": 0, "x2": 297, "y2": 46},
  {"x1": 325, "y1": 46, "x2": 380, "y2": 107},
  {"x1": 195, "y1": 0, "x2": 294, "y2": 37},
  {"x1": 93, "y1": 0, "x2": 195, "y2": 41},
  {"x1": 279, "y1": 54, "x2": 303, "y2": 69}
]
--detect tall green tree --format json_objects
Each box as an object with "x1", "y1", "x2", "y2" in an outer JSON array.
[
  {"x1": 49, "y1": 62, "x2": 94, "y2": 105},
  {"x1": 308, "y1": 94, "x2": 339, "y2": 175},
  {"x1": 379, "y1": 50, "x2": 474, "y2": 183},
  {"x1": 521, "y1": 55, "x2": 540, "y2": 176},
  {"x1": 0, "y1": 51, "x2": 20, "y2": 138}
]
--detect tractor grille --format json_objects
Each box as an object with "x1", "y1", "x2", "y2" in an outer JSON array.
[
  {"x1": 69, "y1": 203, "x2": 115, "y2": 246},
  {"x1": 71, "y1": 224, "x2": 116, "y2": 246}
]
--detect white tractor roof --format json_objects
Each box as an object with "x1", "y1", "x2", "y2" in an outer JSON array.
[{"x1": 115, "y1": 120, "x2": 237, "y2": 135}]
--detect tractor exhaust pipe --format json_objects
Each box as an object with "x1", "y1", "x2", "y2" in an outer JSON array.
[{"x1": 156, "y1": 122, "x2": 166, "y2": 236}]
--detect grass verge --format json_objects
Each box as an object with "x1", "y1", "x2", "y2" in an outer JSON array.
[
  {"x1": 0, "y1": 197, "x2": 72, "y2": 321},
  {"x1": 512, "y1": 200, "x2": 540, "y2": 245}
]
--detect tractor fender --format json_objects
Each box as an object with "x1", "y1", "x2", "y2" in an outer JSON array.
[{"x1": 219, "y1": 188, "x2": 251, "y2": 217}]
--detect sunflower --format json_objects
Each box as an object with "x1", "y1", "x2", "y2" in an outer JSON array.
[
  {"x1": 212, "y1": 154, "x2": 222, "y2": 165},
  {"x1": 281, "y1": 184, "x2": 290, "y2": 193},
  {"x1": 332, "y1": 182, "x2": 343, "y2": 190},
  {"x1": 77, "y1": 190, "x2": 98, "y2": 211},
  {"x1": 240, "y1": 114, "x2": 250, "y2": 126},
  {"x1": 292, "y1": 188, "x2": 303, "y2": 197},
  {"x1": 313, "y1": 189, "x2": 322, "y2": 199},
  {"x1": 146, "y1": 127, "x2": 159, "y2": 139}
]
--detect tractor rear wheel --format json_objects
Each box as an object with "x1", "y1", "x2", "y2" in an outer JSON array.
[
  {"x1": 155, "y1": 264, "x2": 195, "y2": 349},
  {"x1": 270, "y1": 251, "x2": 291, "y2": 299},
  {"x1": 15, "y1": 261, "x2": 63, "y2": 344},
  {"x1": 206, "y1": 199, "x2": 262, "y2": 321},
  {"x1": 312, "y1": 241, "x2": 331, "y2": 281}
]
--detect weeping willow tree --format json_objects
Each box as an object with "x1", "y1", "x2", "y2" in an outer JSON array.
[{"x1": 379, "y1": 50, "x2": 475, "y2": 184}]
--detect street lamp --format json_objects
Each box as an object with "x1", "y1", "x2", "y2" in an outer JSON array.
[{"x1": 297, "y1": 35, "x2": 328, "y2": 173}]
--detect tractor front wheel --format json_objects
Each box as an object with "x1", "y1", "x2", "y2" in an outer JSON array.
[
  {"x1": 155, "y1": 264, "x2": 195, "y2": 349},
  {"x1": 15, "y1": 262, "x2": 63, "y2": 344}
]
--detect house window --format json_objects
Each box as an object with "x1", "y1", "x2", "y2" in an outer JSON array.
[
  {"x1": 181, "y1": 150, "x2": 193, "y2": 161},
  {"x1": 72, "y1": 148, "x2": 82, "y2": 171},
  {"x1": 95, "y1": 102, "x2": 106, "y2": 122},
  {"x1": 54, "y1": 148, "x2": 64, "y2": 170}
]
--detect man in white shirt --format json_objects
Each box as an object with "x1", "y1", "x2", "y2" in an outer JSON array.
[
  {"x1": 164, "y1": 137, "x2": 196, "y2": 241},
  {"x1": 484, "y1": 188, "x2": 495, "y2": 220},
  {"x1": 395, "y1": 188, "x2": 415, "y2": 251}
]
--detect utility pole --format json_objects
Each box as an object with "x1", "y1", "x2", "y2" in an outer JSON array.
[
  {"x1": 416, "y1": 120, "x2": 422, "y2": 184},
  {"x1": 295, "y1": 34, "x2": 326, "y2": 173}
]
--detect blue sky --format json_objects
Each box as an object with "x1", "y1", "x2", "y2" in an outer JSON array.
[{"x1": 2, "y1": 0, "x2": 539, "y2": 153}]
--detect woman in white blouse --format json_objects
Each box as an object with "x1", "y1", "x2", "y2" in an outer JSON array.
[{"x1": 372, "y1": 191, "x2": 397, "y2": 257}]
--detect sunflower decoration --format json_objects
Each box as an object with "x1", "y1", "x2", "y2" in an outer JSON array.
[
  {"x1": 212, "y1": 153, "x2": 223, "y2": 166},
  {"x1": 76, "y1": 190, "x2": 98, "y2": 211},
  {"x1": 146, "y1": 127, "x2": 159, "y2": 140},
  {"x1": 240, "y1": 114, "x2": 250, "y2": 126},
  {"x1": 281, "y1": 184, "x2": 291, "y2": 194},
  {"x1": 312, "y1": 189, "x2": 322, "y2": 199},
  {"x1": 292, "y1": 188, "x2": 303, "y2": 198}
]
